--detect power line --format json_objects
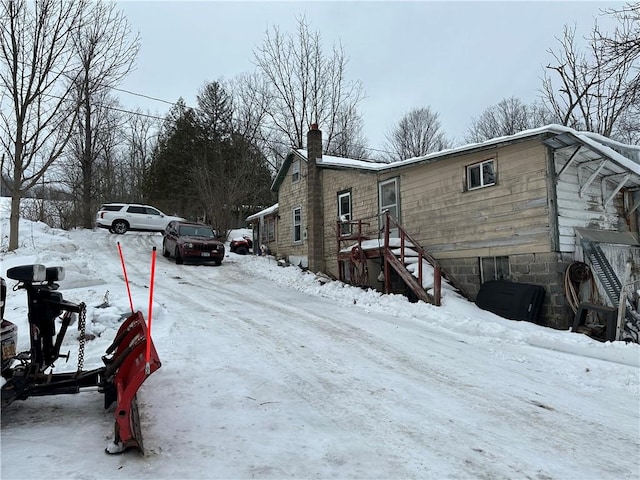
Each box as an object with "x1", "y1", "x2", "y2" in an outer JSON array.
[
  {"x1": 111, "y1": 86, "x2": 176, "y2": 106},
  {"x1": 3, "y1": 57, "x2": 397, "y2": 160},
  {"x1": 107, "y1": 85, "x2": 396, "y2": 159}
]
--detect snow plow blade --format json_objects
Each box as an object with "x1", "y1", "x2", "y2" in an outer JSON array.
[{"x1": 104, "y1": 311, "x2": 161, "y2": 454}]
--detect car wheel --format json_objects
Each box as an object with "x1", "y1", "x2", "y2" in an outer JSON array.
[
  {"x1": 236, "y1": 245, "x2": 248, "y2": 255},
  {"x1": 175, "y1": 247, "x2": 183, "y2": 265},
  {"x1": 162, "y1": 241, "x2": 170, "y2": 257},
  {"x1": 214, "y1": 259, "x2": 222, "y2": 266},
  {"x1": 112, "y1": 220, "x2": 128, "y2": 234},
  {"x1": 108, "y1": 228, "x2": 115, "y2": 234}
]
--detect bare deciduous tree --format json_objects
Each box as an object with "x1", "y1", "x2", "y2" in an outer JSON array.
[
  {"x1": 599, "y1": 4, "x2": 640, "y2": 89},
  {"x1": 383, "y1": 107, "x2": 451, "y2": 162},
  {"x1": 597, "y1": 3, "x2": 640, "y2": 143},
  {"x1": 63, "y1": 92, "x2": 126, "y2": 218},
  {"x1": 122, "y1": 109, "x2": 158, "y2": 201},
  {"x1": 69, "y1": 1, "x2": 140, "y2": 228},
  {"x1": 252, "y1": 16, "x2": 368, "y2": 162},
  {"x1": 541, "y1": 17, "x2": 638, "y2": 140},
  {"x1": 465, "y1": 97, "x2": 556, "y2": 144},
  {"x1": 230, "y1": 72, "x2": 283, "y2": 173},
  {"x1": 0, "y1": 0, "x2": 87, "y2": 250}
]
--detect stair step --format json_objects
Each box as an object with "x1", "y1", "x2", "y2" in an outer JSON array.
[{"x1": 391, "y1": 247, "x2": 419, "y2": 257}]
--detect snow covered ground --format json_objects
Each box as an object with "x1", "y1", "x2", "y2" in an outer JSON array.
[{"x1": 0, "y1": 202, "x2": 639, "y2": 479}]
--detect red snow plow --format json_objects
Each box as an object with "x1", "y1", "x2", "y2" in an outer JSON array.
[{"x1": 0, "y1": 265, "x2": 161, "y2": 454}]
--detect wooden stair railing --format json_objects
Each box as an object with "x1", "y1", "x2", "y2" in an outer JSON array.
[{"x1": 383, "y1": 211, "x2": 442, "y2": 306}]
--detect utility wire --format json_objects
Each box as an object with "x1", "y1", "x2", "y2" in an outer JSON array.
[{"x1": 4, "y1": 57, "x2": 397, "y2": 160}]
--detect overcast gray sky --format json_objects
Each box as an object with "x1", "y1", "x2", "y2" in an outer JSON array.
[{"x1": 117, "y1": 1, "x2": 621, "y2": 153}]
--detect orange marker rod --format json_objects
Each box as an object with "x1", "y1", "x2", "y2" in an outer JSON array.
[
  {"x1": 117, "y1": 242, "x2": 134, "y2": 314},
  {"x1": 145, "y1": 246, "x2": 157, "y2": 374}
]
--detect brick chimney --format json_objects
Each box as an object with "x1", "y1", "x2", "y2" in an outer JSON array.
[{"x1": 306, "y1": 124, "x2": 324, "y2": 273}]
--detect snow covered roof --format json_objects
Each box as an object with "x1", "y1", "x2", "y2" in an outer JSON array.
[
  {"x1": 271, "y1": 149, "x2": 383, "y2": 191},
  {"x1": 246, "y1": 203, "x2": 278, "y2": 222},
  {"x1": 271, "y1": 125, "x2": 640, "y2": 191},
  {"x1": 304, "y1": 149, "x2": 385, "y2": 171}
]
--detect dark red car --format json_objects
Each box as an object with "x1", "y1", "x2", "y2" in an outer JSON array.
[{"x1": 162, "y1": 221, "x2": 225, "y2": 265}]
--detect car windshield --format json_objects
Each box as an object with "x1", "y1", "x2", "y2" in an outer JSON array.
[{"x1": 179, "y1": 226, "x2": 215, "y2": 238}]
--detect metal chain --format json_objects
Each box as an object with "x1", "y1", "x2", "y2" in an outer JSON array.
[{"x1": 77, "y1": 303, "x2": 87, "y2": 372}]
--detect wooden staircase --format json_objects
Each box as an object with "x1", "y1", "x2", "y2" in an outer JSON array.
[
  {"x1": 383, "y1": 211, "x2": 445, "y2": 305},
  {"x1": 336, "y1": 212, "x2": 465, "y2": 306}
]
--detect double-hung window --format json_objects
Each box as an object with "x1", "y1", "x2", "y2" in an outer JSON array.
[
  {"x1": 467, "y1": 159, "x2": 496, "y2": 190},
  {"x1": 379, "y1": 177, "x2": 400, "y2": 237},
  {"x1": 338, "y1": 190, "x2": 352, "y2": 236},
  {"x1": 293, "y1": 206, "x2": 302, "y2": 243},
  {"x1": 291, "y1": 160, "x2": 300, "y2": 183}
]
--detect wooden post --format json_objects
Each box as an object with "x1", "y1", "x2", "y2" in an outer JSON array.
[
  {"x1": 434, "y1": 265, "x2": 442, "y2": 306},
  {"x1": 384, "y1": 212, "x2": 390, "y2": 294},
  {"x1": 616, "y1": 262, "x2": 632, "y2": 341}
]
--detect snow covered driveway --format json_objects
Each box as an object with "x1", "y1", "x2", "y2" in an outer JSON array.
[{"x1": 1, "y1": 226, "x2": 638, "y2": 479}]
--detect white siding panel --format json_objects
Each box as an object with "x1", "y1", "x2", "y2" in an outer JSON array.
[{"x1": 556, "y1": 157, "x2": 626, "y2": 253}]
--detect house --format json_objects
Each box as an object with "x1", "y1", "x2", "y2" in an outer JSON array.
[
  {"x1": 246, "y1": 203, "x2": 278, "y2": 255},
  {"x1": 265, "y1": 124, "x2": 640, "y2": 335}
]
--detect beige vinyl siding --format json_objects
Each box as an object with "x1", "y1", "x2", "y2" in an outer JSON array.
[
  {"x1": 276, "y1": 156, "x2": 309, "y2": 258},
  {"x1": 320, "y1": 168, "x2": 378, "y2": 278},
  {"x1": 395, "y1": 140, "x2": 553, "y2": 259}
]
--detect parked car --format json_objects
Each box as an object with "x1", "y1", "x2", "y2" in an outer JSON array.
[
  {"x1": 229, "y1": 235, "x2": 253, "y2": 255},
  {"x1": 95, "y1": 203, "x2": 184, "y2": 234},
  {"x1": 162, "y1": 221, "x2": 225, "y2": 265}
]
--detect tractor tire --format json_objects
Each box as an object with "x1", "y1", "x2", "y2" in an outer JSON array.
[
  {"x1": 112, "y1": 220, "x2": 128, "y2": 234},
  {"x1": 236, "y1": 245, "x2": 248, "y2": 255},
  {"x1": 175, "y1": 247, "x2": 183, "y2": 265}
]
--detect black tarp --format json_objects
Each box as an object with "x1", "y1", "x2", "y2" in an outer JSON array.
[{"x1": 475, "y1": 280, "x2": 545, "y2": 323}]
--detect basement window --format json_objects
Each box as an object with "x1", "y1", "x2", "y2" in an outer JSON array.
[
  {"x1": 467, "y1": 159, "x2": 496, "y2": 190},
  {"x1": 480, "y1": 256, "x2": 510, "y2": 283}
]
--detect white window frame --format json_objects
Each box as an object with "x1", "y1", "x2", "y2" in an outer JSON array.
[
  {"x1": 338, "y1": 190, "x2": 352, "y2": 236},
  {"x1": 467, "y1": 159, "x2": 496, "y2": 190},
  {"x1": 379, "y1": 177, "x2": 400, "y2": 237},
  {"x1": 291, "y1": 160, "x2": 300, "y2": 183},
  {"x1": 293, "y1": 206, "x2": 302, "y2": 243}
]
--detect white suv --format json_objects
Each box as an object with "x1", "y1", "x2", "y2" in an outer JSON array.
[{"x1": 95, "y1": 203, "x2": 185, "y2": 234}]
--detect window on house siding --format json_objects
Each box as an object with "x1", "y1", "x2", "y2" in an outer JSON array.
[
  {"x1": 292, "y1": 160, "x2": 300, "y2": 183},
  {"x1": 293, "y1": 206, "x2": 302, "y2": 243},
  {"x1": 266, "y1": 217, "x2": 275, "y2": 242},
  {"x1": 379, "y1": 177, "x2": 400, "y2": 237},
  {"x1": 338, "y1": 190, "x2": 352, "y2": 236},
  {"x1": 480, "y1": 256, "x2": 510, "y2": 283},
  {"x1": 467, "y1": 159, "x2": 496, "y2": 190}
]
